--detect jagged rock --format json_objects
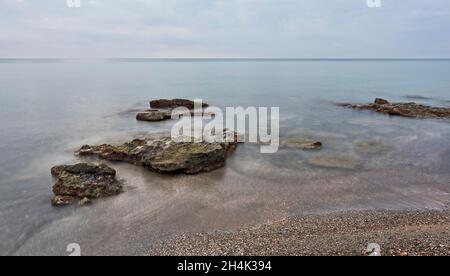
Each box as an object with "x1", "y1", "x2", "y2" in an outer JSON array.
[
  {"x1": 341, "y1": 98, "x2": 450, "y2": 119},
  {"x1": 76, "y1": 133, "x2": 238, "y2": 174},
  {"x1": 281, "y1": 138, "x2": 322, "y2": 150},
  {"x1": 308, "y1": 155, "x2": 360, "y2": 170},
  {"x1": 50, "y1": 163, "x2": 122, "y2": 207},
  {"x1": 150, "y1": 99, "x2": 209, "y2": 109}
]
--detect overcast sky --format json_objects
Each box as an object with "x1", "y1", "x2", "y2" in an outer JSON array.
[{"x1": 0, "y1": 0, "x2": 449, "y2": 58}]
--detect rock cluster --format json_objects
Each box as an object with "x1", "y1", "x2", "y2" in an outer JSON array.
[
  {"x1": 51, "y1": 99, "x2": 233, "y2": 206},
  {"x1": 341, "y1": 98, "x2": 450, "y2": 119}
]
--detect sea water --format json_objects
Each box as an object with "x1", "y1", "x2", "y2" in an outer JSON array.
[{"x1": 0, "y1": 59, "x2": 449, "y2": 255}]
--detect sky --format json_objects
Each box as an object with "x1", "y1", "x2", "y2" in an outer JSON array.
[{"x1": 0, "y1": 0, "x2": 449, "y2": 58}]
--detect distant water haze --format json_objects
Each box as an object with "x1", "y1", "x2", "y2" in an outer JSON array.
[{"x1": 0, "y1": 59, "x2": 449, "y2": 255}]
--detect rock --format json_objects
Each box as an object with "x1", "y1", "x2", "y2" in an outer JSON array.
[
  {"x1": 374, "y1": 98, "x2": 390, "y2": 105},
  {"x1": 78, "y1": 140, "x2": 147, "y2": 165},
  {"x1": 281, "y1": 138, "x2": 322, "y2": 150},
  {"x1": 76, "y1": 132, "x2": 238, "y2": 174},
  {"x1": 308, "y1": 155, "x2": 360, "y2": 170},
  {"x1": 137, "y1": 99, "x2": 211, "y2": 122},
  {"x1": 341, "y1": 98, "x2": 450, "y2": 119},
  {"x1": 50, "y1": 163, "x2": 122, "y2": 207},
  {"x1": 136, "y1": 108, "x2": 214, "y2": 122},
  {"x1": 136, "y1": 109, "x2": 173, "y2": 122},
  {"x1": 150, "y1": 99, "x2": 209, "y2": 109}
]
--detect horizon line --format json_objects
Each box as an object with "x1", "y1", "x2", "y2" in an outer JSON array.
[{"x1": 1, "y1": 57, "x2": 450, "y2": 62}]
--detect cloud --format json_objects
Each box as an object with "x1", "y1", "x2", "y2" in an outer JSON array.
[{"x1": 0, "y1": 0, "x2": 449, "y2": 58}]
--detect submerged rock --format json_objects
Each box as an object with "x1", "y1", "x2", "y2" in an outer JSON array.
[
  {"x1": 341, "y1": 98, "x2": 450, "y2": 119},
  {"x1": 353, "y1": 140, "x2": 392, "y2": 155},
  {"x1": 307, "y1": 155, "x2": 360, "y2": 170},
  {"x1": 50, "y1": 163, "x2": 122, "y2": 207},
  {"x1": 76, "y1": 133, "x2": 238, "y2": 174},
  {"x1": 281, "y1": 138, "x2": 322, "y2": 150}
]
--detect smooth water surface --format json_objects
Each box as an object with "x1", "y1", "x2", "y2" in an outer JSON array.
[{"x1": 0, "y1": 60, "x2": 449, "y2": 255}]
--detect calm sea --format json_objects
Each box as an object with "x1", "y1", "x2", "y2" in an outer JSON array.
[{"x1": 0, "y1": 59, "x2": 449, "y2": 255}]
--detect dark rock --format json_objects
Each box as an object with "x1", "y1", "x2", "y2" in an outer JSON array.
[
  {"x1": 76, "y1": 132, "x2": 238, "y2": 174},
  {"x1": 137, "y1": 99, "x2": 211, "y2": 122},
  {"x1": 150, "y1": 99, "x2": 209, "y2": 109},
  {"x1": 50, "y1": 163, "x2": 122, "y2": 207},
  {"x1": 374, "y1": 98, "x2": 390, "y2": 105},
  {"x1": 341, "y1": 98, "x2": 450, "y2": 119}
]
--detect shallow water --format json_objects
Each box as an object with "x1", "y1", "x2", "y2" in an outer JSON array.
[{"x1": 0, "y1": 60, "x2": 449, "y2": 255}]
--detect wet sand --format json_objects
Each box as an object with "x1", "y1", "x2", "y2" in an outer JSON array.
[{"x1": 149, "y1": 210, "x2": 449, "y2": 256}]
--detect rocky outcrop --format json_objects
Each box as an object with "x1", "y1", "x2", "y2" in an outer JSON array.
[
  {"x1": 50, "y1": 163, "x2": 122, "y2": 207},
  {"x1": 76, "y1": 133, "x2": 238, "y2": 174},
  {"x1": 341, "y1": 98, "x2": 450, "y2": 119},
  {"x1": 136, "y1": 99, "x2": 211, "y2": 122}
]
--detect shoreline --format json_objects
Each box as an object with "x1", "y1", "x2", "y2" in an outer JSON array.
[{"x1": 148, "y1": 209, "x2": 449, "y2": 256}]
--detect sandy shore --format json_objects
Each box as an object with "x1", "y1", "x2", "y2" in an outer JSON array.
[{"x1": 149, "y1": 210, "x2": 449, "y2": 256}]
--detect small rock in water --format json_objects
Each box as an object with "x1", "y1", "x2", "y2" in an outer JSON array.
[
  {"x1": 281, "y1": 138, "x2": 322, "y2": 150},
  {"x1": 150, "y1": 99, "x2": 209, "y2": 109},
  {"x1": 136, "y1": 109, "x2": 172, "y2": 122},
  {"x1": 76, "y1": 132, "x2": 238, "y2": 174},
  {"x1": 50, "y1": 163, "x2": 122, "y2": 207},
  {"x1": 341, "y1": 98, "x2": 450, "y2": 119},
  {"x1": 308, "y1": 155, "x2": 360, "y2": 170},
  {"x1": 137, "y1": 99, "x2": 210, "y2": 122}
]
